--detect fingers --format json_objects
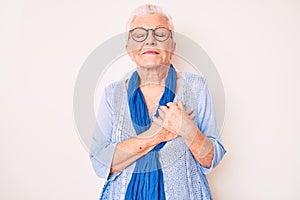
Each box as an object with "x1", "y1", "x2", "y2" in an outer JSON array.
[
  {"x1": 162, "y1": 101, "x2": 195, "y2": 122},
  {"x1": 185, "y1": 107, "x2": 194, "y2": 115},
  {"x1": 176, "y1": 100, "x2": 185, "y2": 109},
  {"x1": 165, "y1": 101, "x2": 194, "y2": 116},
  {"x1": 159, "y1": 106, "x2": 168, "y2": 113},
  {"x1": 158, "y1": 108, "x2": 166, "y2": 119},
  {"x1": 187, "y1": 109, "x2": 195, "y2": 120},
  {"x1": 166, "y1": 102, "x2": 176, "y2": 108},
  {"x1": 190, "y1": 114, "x2": 195, "y2": 120}
]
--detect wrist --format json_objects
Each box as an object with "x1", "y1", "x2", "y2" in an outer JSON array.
[
  {"x1": 137, "y1": 124, "x2": 164, "y2": 147},
  {"x1": 151, "y1": 129, "x2": 165, "y2": 146},
  {"x1": 180, "y1": 123, "x2": 198, "y2": 142}
]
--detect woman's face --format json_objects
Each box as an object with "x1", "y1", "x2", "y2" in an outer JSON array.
[{"x1": 126, "y1": 13, "x2": 176, "y2": 68}]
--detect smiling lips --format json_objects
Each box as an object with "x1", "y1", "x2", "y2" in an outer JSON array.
[{"x1": 142, "y1": 50, "x2": 159, "y2": 55}]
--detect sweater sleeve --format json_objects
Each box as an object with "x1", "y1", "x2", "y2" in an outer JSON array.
[
  {"x1": 89, "y1": 83, "x2": 119, "y2": 180},
  {"x1": 194, "y1": 76, "x2": 226, "y2": 174}
]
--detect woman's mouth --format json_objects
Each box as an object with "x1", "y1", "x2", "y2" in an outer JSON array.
[{"x1": 142, "y1": 50, "x2": 159, "y2": 55}]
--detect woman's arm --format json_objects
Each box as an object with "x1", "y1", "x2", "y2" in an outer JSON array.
[
  {"x1": 90, "y1": 84, "x2": 178, "y2": 178},
  {"x1": 157, "y1": 101, "x2": 214, "y2": 168},
  {"x1": 110, "y1": 123, "x2": 177, "y2": 174},
  {"x1": 178, "y1": 125, "x2": 214, "y2": 168}
]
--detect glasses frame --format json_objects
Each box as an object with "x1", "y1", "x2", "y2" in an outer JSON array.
[{"x1": 129, "y1": 27, "x2": 173, "y2": 42}]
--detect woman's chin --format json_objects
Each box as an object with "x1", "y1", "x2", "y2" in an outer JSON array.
[{"x1": 137, "y1": 61, "x2": 169, "y2": 69}]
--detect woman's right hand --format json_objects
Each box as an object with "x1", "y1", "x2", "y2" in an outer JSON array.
[{"x1": 151, "y1": 116, "x2": 179, "y2": 143}]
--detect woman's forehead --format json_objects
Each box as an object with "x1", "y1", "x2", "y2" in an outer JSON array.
[{"x1": 129, "y1": 13, "x2": 171, "y2": 29}]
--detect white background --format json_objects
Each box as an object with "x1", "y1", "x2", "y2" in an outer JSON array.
[{"x1": 1, "y1": 0, "x2": 300, "y2": 199}]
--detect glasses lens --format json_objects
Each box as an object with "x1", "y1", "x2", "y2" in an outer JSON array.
[
  {"x1": 154, "y1": 27, "x2": 171, "y2": 42},
  {"x1": 131, "y1": 28, "x2": 147, "y2": 42}
]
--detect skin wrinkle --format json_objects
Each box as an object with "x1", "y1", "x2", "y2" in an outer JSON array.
[
  {"x1": 137, "y1": 64, "x2": 169, "y2": 86},
  {"x1": 126, "y1": 14, "x2": 175, "y2": 71}
]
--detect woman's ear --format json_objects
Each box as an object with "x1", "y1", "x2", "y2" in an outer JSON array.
[
  {"x1": 169, "y1": 41, "x2": 176, "y2": 60},
  {"x1": 172, "y1": 41, "x2": 176, "y2": 52}
]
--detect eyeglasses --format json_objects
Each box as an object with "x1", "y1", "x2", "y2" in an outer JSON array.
[{"x1": 129, "y1": 27, "x2": 172, "y2": 42}]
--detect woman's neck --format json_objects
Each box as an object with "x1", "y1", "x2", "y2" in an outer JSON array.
[{"x1": 136, "y1": 64, "x2": 170, "y2": 86}]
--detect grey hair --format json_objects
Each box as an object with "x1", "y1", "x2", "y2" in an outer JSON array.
[{"x1": 126, "y1": 4, "x2": 175, "y2": 31}]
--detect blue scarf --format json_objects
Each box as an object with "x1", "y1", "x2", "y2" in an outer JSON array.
[{"x1": 125, "y1": 64, "x2": 177, "y2": 200}]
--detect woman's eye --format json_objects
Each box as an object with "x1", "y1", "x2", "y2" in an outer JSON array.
[
  {"x1": 133, "y1": 32, "x2": 146, "y2": 38},
  {"x1": 136, "y1": 34, "x2": 145, "y2": 38},
  {"x1": 156, "y1": 33, "x2": 165, "y2": 37}
]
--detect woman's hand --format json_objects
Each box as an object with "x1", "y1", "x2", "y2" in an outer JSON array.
[
  {"x1": 153, "y1": 100, "x2": 197, "y2": 141},
  {"x1": 110, "y1": 116, "x2": 180, "y2": 174},
  {"x1": 150, "y1": 116, "x2": 179, "y2": 143},
  {"x1": 153, "y1": 100, "x2": 214, "y2": 168}
]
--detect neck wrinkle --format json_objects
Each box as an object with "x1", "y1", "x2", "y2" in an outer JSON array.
[{"x1": 136, "y1": 64, "x2": 170, "y2": 87}]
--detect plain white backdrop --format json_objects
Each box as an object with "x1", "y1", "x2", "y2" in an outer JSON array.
[{"x1": 1, "y1": 0, "x2": 300, "y2": 199}]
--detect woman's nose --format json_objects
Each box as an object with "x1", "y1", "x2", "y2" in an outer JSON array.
[{"x1": 145, "y1": 31, "x2": 157, "y2": 46}]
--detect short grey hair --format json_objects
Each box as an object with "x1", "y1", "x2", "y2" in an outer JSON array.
[{"x1": 126, "y1": 4, "x2": 174, "y2": 31}]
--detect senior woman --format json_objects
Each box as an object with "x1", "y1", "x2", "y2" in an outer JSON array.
[{"x1": 90, "y1": 4, "x2": 225, "y2": 200}]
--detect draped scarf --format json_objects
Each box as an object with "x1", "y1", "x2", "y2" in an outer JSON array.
[{"x1": 125, "y1": 64, "x2": 177, "y2": 200}]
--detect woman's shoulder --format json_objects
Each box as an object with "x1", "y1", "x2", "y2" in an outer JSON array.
[
  {"x1": 181, "y1": 71, "x2": 207, "y2": 89},
  {"x1": 105, "y1": 79, "x2": 127, "y2": 91},
  {"x1": 102, "y1": 79, "x2": 126, "y2": 99}
]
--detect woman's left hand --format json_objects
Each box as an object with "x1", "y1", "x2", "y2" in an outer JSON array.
[
  {"x1": 153, "y1": 100, "x2": 214, "y2": 167},
  {"x1": 153, "y1": 100, "x2": 198, "y2": 139}
]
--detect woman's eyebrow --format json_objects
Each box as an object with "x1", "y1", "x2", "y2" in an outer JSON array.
[{"x1": 156, "y1": 25, "x2": 167, "y2": 28}]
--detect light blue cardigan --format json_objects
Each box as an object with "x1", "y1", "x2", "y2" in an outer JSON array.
[{"x1": 90, "y1": 72, "x2": 226, "y2": 200}]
